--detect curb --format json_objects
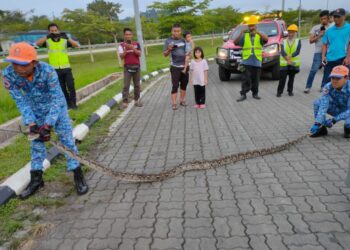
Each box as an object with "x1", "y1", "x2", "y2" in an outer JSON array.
[{"x1": 0, "y1": 67, "x2": 173, "y2": 206}]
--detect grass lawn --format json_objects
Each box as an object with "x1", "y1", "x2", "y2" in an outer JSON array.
[{"x1": 0, "y1": 38, "x2": 222, "y2": 124}]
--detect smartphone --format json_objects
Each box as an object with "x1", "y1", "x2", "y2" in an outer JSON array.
[{"x1": 322, "y1": 60, "x2": 327, "y2": 67}]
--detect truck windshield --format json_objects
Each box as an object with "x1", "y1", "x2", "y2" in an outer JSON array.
[{"x1": 230, "y1": 22, "x2": 279, "y2": 40}]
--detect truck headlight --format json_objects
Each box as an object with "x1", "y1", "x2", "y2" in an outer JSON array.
[
  {"x1": 263, "y1": 44, "x2": 279, "y2": 55},
  {"x1": 217, "y1": 48, "x2": 229, "y2": 59}
]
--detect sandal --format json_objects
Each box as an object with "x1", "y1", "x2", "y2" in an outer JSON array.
[
  {"x1": 180, "y1": 101, "x2": 187, "y2": 107},
  {"x1": 172, "y1": 104, "x2": 178, "y2": 110}
]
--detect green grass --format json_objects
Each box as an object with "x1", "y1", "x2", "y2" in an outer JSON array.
[{"x1": 0, "y1": 38, "x2": 222, "y2": 124}]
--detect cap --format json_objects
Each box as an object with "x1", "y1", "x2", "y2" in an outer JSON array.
[
  {"x1": 329, "y1": 65, "x2": 349, "y2": 78},
  {"x1": 332, "y1": 8, "x2": 346, "y2": 17},
  {"x1": 5, "y1": 42, "x2": 37, "y2": 65}
]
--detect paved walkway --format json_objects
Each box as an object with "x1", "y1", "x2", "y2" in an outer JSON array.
[{"x1": 35, "y1": 42, "x2": 350, "y2": 250}]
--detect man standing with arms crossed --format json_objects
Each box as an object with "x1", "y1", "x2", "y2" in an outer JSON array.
[
  {"x1": 235, "y1": 15, "x2": 268, "y2": 102},
  {"x1": 163, "y1": 24, "x2": 189, "y2": 110},
  {"x1": 36, "y1": 23, "x2": 79, "y2": 109}
]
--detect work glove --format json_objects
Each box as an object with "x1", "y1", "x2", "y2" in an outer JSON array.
[
  {"x1": 60, "y1": 32, "x2": 69, "y2": 40},
  {"x1": 310, "y1": 123, "x2": 321, "y2": 134},
  {"x1": 46, "y1": 33, "x2": 54, "y2": 39},
  {"x1": 29, "y1": 124, "x2": 39, "y2": 135},
  {"x1": 38, "y1": 124, "x2": 52, "y2": 142},
  {"x1": 324, "y1": 118, "x2": 336, "y2": 128}
]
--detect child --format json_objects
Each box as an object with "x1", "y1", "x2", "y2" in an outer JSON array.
[
  {"x1": 190, "y1": 47, "x2": 209, "y2": 108},
  {"x1": 182, "y1": 31, "x2": 194, "y2": 74},
  {"x1": 277, "y1": 24, "x2": 302, "y2": 97}
]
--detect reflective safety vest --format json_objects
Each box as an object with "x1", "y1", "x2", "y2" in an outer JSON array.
[
  {"x1": 242, "y1": 33, "x2": 262, "y2": 62},
  {"x1": 46, "y1": 38, "x2": 70, "y2": 69},
  {"x1": 280, "y1": 38, "x2": 300, "y2": 67}
]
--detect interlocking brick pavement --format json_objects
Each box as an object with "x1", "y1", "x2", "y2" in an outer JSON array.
[{"x1": 34, "y1": 41, "x2": 350, "y2": 250}]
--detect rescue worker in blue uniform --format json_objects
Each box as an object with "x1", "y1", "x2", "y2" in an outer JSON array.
[
  {"x1": 310, "y1": 65, "x2": 350, "y2": 138},
  {"x1": 1, "y1": 42, "x2": 88, "y2": 199}
]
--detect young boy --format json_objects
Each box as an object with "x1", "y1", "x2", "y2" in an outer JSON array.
[{"x1": 182, "y1": 31, "x2": 195, "y2": 74}]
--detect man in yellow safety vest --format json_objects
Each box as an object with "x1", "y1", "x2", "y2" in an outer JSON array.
[
  {"x1": 36, "y1": 23, "x2": 79, "y2": 109},
  {"x1": 235, "y1": 15, "x2": 268, "y2": 102}
]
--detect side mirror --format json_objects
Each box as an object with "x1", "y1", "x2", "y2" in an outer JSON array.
[
  {"x1": 223, "y1": 35, "x2": 229, "y2": 42},
  {"x1": 283, "y1": 31, "x2": 288, "y2": 38}
]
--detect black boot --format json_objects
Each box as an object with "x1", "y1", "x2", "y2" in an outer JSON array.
[
  {"x1": 310, "y1": 126, "x2": 328, "y2": 138},
  {"x1": 236, "y1": 95, "x2": 247, "y2": 102},
  {"x1": 73, "y1": 167, "x2": 88, "y2": 195},
  {"x1": 19, "y1": 170, "x2": 44, "y2": 199},
  {"x1": 344, "y1": 127, "x2": 350, "y2": 139}
]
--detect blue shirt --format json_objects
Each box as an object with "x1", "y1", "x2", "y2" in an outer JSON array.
[
  {"x1": 2, "y1": 62, "x2": 67, "y2": 126},
  {"x1": 316, "y1": 80, "x2": 350, "y2": 124},
  {"x1": 238, "y1": 33, "x2": 267, "y2": 68},
  {"x1": 322, "y1": 22, "x2": 350, "y2": 61}
]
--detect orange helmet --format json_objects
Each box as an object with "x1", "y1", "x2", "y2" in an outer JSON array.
[{"x1": 5, "y1": 42, "x2": 37, "y2": 65}]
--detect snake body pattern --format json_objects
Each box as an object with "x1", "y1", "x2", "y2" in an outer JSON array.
[{"x1": 49, "y1": 134, "x2": 308, "y2": 183}]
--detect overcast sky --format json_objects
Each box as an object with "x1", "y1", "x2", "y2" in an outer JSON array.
[{"x1": 1, "y1": 0, "x2": 349, "y2": 19}]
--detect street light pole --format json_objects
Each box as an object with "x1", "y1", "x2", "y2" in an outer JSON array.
[
  {"x1": 282, "y1": 0, "x2": 285, "y2": 13},
  {"x1": 133, "y1": 0, "x2": 147, "y2": 72},
  {"x1": 298, "y1": 0, "x2": 302, "y2": 39}
]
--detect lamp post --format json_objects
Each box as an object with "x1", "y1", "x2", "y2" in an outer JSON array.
[
  {"x1": 133, "y1": 0, "x2": 147, "y2": 71},
  {"x1": 298, "y1": 0, "x2": 302, "y2": 39}
]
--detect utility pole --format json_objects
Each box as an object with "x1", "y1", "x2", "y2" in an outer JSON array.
[
  {"x1": 298, "y1": 0, "x2": 302, "y2": 39},
  {"x1": 282, "y1": 0, "x2": 285, "y2": 13},
  {"x1": 133, "y1": 0, "x2": 147, "y2": 72}
]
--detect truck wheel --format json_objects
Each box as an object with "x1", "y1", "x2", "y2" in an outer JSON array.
[
  {"x1": 219, "y1": 66, "x2": 231, "y2": 81},
  {"x1": 271, "y1": 63, "x2": 280, "y2": 80}
]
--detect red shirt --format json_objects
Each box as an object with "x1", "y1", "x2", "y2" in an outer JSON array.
[{"x1": 119, "y1": 41, "x2": 141, "y2": 66}]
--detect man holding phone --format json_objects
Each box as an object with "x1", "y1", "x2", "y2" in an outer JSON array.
[
  {"x1": 304, "y1": 10, "x2": 330, "y2": 93},
  {"x1": 119, "y1": 28, "x2": 142, "y2": 109},
  {"x1": 163, "y1": 23, "x2": 189, "y2": 110},
  {"x1": 321, "y1": 8, "x2": 350, "y2": 89}
]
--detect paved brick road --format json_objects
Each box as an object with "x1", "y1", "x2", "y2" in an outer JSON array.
[{"x1": 35, "y1": 41, "x2": 350, "y2": 250}]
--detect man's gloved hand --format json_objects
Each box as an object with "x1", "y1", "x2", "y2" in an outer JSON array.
[
  {"x1": 310, "y1": 123, "x2": 321, "y2": 134},
  {"x1": 38, "y1": 124, "x2": 52, "y2": 142},
  {"x1": 324, "y1": 118, "x2": 336, "y2": 128},
  {"x1": 60, "y1": 32, "x2": 69, "y2": 40},
  {"x1": 29, "y1": 124, "x2": 39, "y2": 134},
  {"x1": 46, "y1": 33, "x2": 54, "y2": 39}
]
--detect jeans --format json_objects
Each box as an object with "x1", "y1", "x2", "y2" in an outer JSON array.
[
  {"x1": 321, "y1": 57, "x2": 345, "y2": 88},
  {"x1": 305, "y1": 53, "x2": 322, "y2": 89}
]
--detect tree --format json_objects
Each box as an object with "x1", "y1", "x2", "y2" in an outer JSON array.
[
  {"x1": 87, "y1": 0, "x2": 122, "y2": 21},
  {"x1": 147, "y1": 0, "x2": 212, "y2": 36},
  {"x1": 29, "y1": 15, "x2": 51, "y2": 30},
  {"x1": 0, "y1": 10, "x2": 30, "y2": 35},
  {"x1": 202, "y1": 6, "x2": 242, "y2": 34}
]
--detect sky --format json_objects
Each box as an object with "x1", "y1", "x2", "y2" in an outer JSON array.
[{"x1": 1, "y1": 0, "x2": 349, "y2": 19}]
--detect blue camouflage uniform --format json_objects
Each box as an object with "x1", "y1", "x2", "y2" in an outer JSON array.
[
  {"x1": 314, "y1": 80, "x2": 350, "y2": 128},
  {"x1": 2, "y1": 61, "x2": 79, "y2": 171}
]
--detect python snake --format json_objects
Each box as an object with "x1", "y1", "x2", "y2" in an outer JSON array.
[{"x1": 49, "y1": 134, "x2": 308, "y2": 183}]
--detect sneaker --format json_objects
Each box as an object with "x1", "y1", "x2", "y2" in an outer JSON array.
[
  {"x1": 288, "y1": 92, "x2": 294, "y2": 96},
  {"x1": 193, "y1": 104, "x2": 200, "y2": 108},
  {"x1": 304, "y1": 88, "x2": 310, "y2": 94},
  {"x1": 310, "y1": 126, "x2": 328, "y2": 138},
  {"x1": 276, "y1": 93, "x2": 282, "y2": 97},
  {"x1": 199, "y1": 104, "x2": 206, "y2": 109},
  {"x1": 344, "y1": 127, "x2": 350, "y2": 139}
]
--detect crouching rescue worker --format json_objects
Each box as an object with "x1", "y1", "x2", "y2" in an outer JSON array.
[
  {"x1": 1, "y1": 42, "x2": 88, "y2": 199},
  {"x1": 310, "y1": 65, "x2": 350, "y2": 138}
]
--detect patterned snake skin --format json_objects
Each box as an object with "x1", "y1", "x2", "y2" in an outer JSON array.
[{"x1": 49, "y1": 134, "x2": 308, "y2": 183}]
